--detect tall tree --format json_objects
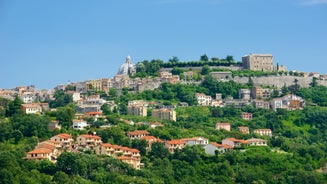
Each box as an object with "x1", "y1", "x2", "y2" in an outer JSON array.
[
  {"x1": 6, "y1": 95, "x2": 23, "y2": 116},
  {"x1": 200, "y1": 54, "x2": 209, "y2": 62}
]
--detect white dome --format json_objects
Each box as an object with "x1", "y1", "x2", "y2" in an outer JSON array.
[{"x1": 117, "y1": 56, "x2": 135, "y2": 75}]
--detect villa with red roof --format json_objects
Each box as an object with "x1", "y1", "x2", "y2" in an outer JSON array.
[
  {"x1": 50, "y1": 133, "x2": 74, "y2": 148},
  {"x1": 77, "y1": 134, "x2": 102, "y2": 149},
  {"x1": 165, "y1": 139, "x2": 187, "y2": 153},
  {"x1": 127, "y1": 130, "x2": 150, "y2": 140},
  {"x1": 204, "y1": 142, "x2": 233, "y2": 155},
  {"x1": 222, "y1": 138, "x2": 248, "y2": 148}
]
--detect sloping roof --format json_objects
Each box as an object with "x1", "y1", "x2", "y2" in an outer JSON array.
[
  {"x1": 27, "y1": 148, "x2": 52, "y2": 154},
  {"x1": 127, "y1": 130, "x2": 150, "y2": 136},
  {"x1": 55, "y1": 133, "x2": 72, "y2": 139},
  {"x1": 79, "y1": 134, "x2": 101, "y2": 139},
  {"x1": 166, "y1": 139, "x2": 187, "y2": 145}
]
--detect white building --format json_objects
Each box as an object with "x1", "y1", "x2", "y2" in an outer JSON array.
[{"x1": 73, "y1": 119, "x2": 89, "y2": 130}]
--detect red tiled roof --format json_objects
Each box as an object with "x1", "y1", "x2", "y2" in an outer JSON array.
[
  {"x1": 86, "y1": 111, "x2": 103, "y2": 115},
  {"x1": 56, "y1": 133, "x2": 72, "y2": 139},
  {"x1": 37, "y1": 143, "x2": 56, "y2": 150},
  {"x1": 225, "y1": 138, "x2": 248, "y2": 144},
  {"x1": 166, "y1": 139, "x2": 187, "y2": 145},
  {"x1": 102, "y1": 143, "x2": 114, "y2": 147},
  {"x1": 80, "y1": 134, "x2": 101, "y2": 139},
  {"x1": 27, "y1": 148, "x2": 52, "y2": 154},
  {"x1": 127, "y1": 130, "x2": 150, "y2": 136}
]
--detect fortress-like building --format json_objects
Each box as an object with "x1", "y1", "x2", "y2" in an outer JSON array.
[{"x1": 242, "y1": 54, "x2": 274, "y2": 71}]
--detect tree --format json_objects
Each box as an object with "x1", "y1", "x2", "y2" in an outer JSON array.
[
  {"x1": 281, "y1": 83, "x2": 289, "y2": 96},
  {"x1": 101, "y1": 104, "x2": 112, "y2": 115},
  {"x1": 200, "y1": 54, "x2": 209, "y2": 62},
  {"x1": 247, "y1": 76, "x2": 254, "y2": 88},
  {"x1": 50, "y1": 90, "x2": 73, "y2": 108},
  {"x1": 169, "y1": 56, "x2": 179, "y2": 63},
  {"x1": 226, "y1": 55, "x2": 234, "y2": 62},
  {"x1": 201, "y1": 65, "x2": 210, "y2": 75},
  {"x1": 211, "y1": 57, "x2": 220, "y2": 62},
  {"x1": 310, "y1": 77, "x2": 318, "y2": 87},
  {"x1": 6, "y1": 95, "x2": 23, "y2": 116},
  {"x1": 56, "y1": 106, "x2": 75, "y2": 129}
]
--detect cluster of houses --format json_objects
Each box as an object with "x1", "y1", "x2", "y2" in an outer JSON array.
[
  {"x1": 25, "y1": 133, "x2": 143, "y2": 169},
  {"x1": 195, "y1": 86, "x2": 306, "y2": 111}
]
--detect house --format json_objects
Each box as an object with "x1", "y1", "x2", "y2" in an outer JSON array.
[
  {"x1": 76, "y1": 134, "x2": 102, "y2": 149},
  {"x1": 73, "y1": 119, "x2": 89, "y2": 130},
  {"x1": 66, "y1": 91, "x2": 81, "y2": 102},
  {"x1": 253, "y1": 100, "x2": 270, "y2": 109},
  {"x1": 48, "y1": 120, "x2": 61, "y2": 130},
  {"x1": 216, "y1": 123, "x2": 231, "y2": 131},
  {"x1": 241, "y1": 112, "x2": 253, "y2": 120},
  {"x1": 25, "y1": 148, "x2": 53, "y2": 162},
  {"x1": 183, "y1": 137, "x2": 209, "y2": 146},
  {"x1": 152, "y1": 108, "x2": 176, "y2": 122},
  {"x1": 141, "y1": 136, "x2": 164, "y2": 151},
  {"x1": 238, "y1": 126, "x2": 250, "y2": 134},
  {"x1": 50, "y1": 134, "x2": 74, "y2": 148},
  {"x1": 239, "y1": 89, "x2": 251, "y2": 100},
  {"x1": 96, "y1": 143, "x2": 115, "y2": 156},
  {"x1": 127, "y1": 130, "x2": 150, "y2": 140},
  {"x1": 195, "y1": 93, "x2": 212, "y2": 106},
  {"x1": 270, "y1": 98, "x2": 283, "y2": 111},
  {"x1": 204, "y1": 142, "x2": 233, "y2": 155},
  {"x1": 165, "y1": 139, "x2": 187, "y2": 153},
  {"x1": 254, "y1": 129, "x2": 272, "y2": 137},
  {"x1": 281, "y1": 94, "x2": 305, "y2": 110},
  {"x1": 127, "y1": 105, "x2": 147, "y2": 117},
  {"x1": 118, "y1": 156, "x2": 142, "y2": 170},
  {"x1": 149, "y1": 122, "x2": 164, "y2": 129},
  {"x1": 222, "y1": 138, "x2": 248, "y2": 148},
  {"x1": 86, "y1": 111, "x2": 104, "y2": 121},
  {"x1": 21, "y1": 103, "x2": 42, "y2": 114},
  {"x1": 246, "y1": 138, "x2": 268, "y2": 146}
]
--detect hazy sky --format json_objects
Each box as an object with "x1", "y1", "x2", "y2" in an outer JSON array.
[{"x1": 0, "y1": 0, "x2": 326, "y2": 89}]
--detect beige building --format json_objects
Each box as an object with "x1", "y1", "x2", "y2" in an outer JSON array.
[
  {"x1": 254, "y1": 129, "x2": 272, "y2": 137},
  {"x1": 216, "y1": 123, "x2": 231, "y2": 131},
  {"x1": 76, "y1": 134, "x2": 102, "y2": 149},
  {"x1": 128, "y1": 105, "x2": 147, "y2": 117},
  {"x1": 165, "y1": 139, "x2": 187, "y2": 153},
  {"x1": 127, "y1": 130, "x2": 150, "y2": 140},
  {"x1": 238, "y1": 126, "x2": 250, "y2": 134},
  {"x1": 50, "y1": 134, "x2": 74, "y2": 148},
  {"x1": 152, "y1": 108, "x2": 176, "y2": 121},
  {"x1": 242, "y1": 54, "x2": 274, "y2": 71}
]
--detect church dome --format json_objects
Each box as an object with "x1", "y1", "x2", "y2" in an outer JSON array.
[{"x1": 117, "y1": 55, "x2": 135, "y2": 75}]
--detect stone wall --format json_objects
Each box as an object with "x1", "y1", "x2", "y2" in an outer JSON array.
[{"x1": 233, "y1": 76, "x2": 327, "y2": 88}]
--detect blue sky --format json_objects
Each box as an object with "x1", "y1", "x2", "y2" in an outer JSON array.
[{"x1": 0, "y1": 0, "x2": 326, "y2": 89}]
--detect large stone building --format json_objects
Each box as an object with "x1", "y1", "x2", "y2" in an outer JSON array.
[
  {"x1": 242, "y1": 54, "x2": 274, "y2": 71},
  {"x1": 152, "y1": 108, "x2": 176, "y2": 122}
]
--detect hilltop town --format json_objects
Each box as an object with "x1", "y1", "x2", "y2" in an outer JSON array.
[{"x1": 0, "y1": 54, "x2": 327, "y2": 183}]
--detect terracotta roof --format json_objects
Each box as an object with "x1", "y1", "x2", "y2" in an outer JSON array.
[
  {"x1": 221, "y1": 144, "x2": 233, "y2": 149},
  {"x1": 80, "y1": 134, "x2": 101, "y2": 139},
  {"x1": 87, "y1": 111, "x2": 103, "y2": 115},
  {"x1": 44, "y1": 140, "x2": 60, "y2": 144},
  {"x1": 128, "y1": 130, "x2": 150, "y2": 136},
  {"x1": 55, "y1": 133, "x2": 72, "y2": 139},
  {"x1": 102, "y1": 143, "x2": 114, "y2": 147},
  {"x1": 166, "y1": 139, "x2": 187, "y2": 145},
  {"x1": 130, "y1": 149, "x2": 140, "y2": 153},
  {"x1": 225, "y1": 138, "x2": 248, "y2": 144},
  {"x1": 37, "y1": 143, "x2": 56, "y2": 150},
  {"x1": 27, "y1": 148, "x2": 52, "y2": 154}
]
